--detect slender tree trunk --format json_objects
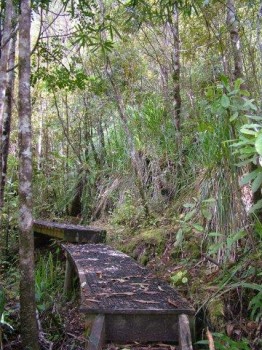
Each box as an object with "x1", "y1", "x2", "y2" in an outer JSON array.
[
  {"x1": 226, "y1": 0, "x2": 243, "y2": 80},
  {"x1": 1, "y1": 34, "x2": 16, "y2": 206},
  {"x1": 258, "y1": 1, "x2": 262, "y2": 108},
  {"x1": 169, "y1": 5, "x2": 181, "y2": 131},
  {"x1": 0, "y1": 0, "x2": 13, "y2": 209},
  {"x1": 18, "y1": 1, "x2": 39, "y2": 349}
]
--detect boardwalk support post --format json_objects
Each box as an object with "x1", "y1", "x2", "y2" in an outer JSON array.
[
  {"x1": 87, "y1": 315, "x2": 105, "y2": 350},
  {"x1": 178, "y1": 314, "x2": 193, "y2": 350},
  {"x1": 63, "y1": 253, "x2": 74, "y2": 298}
]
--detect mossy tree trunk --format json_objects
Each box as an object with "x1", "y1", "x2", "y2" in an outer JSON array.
[{"x1": 18, "y1": 0, "x2": 40, "y2": 349}]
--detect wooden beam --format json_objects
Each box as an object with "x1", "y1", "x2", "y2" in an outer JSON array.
[
  {"x1": 178, "y1": 314, "x2": 193, "y2": 350},
  {"x1": 87, "y1": 315, "x2": 105, "y2": 350}
]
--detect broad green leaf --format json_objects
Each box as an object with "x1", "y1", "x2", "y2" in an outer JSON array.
[
  {"x1": 208, "y1": 232, "x2": 222, "y2": 237},
  {"x1": 240, "y1": 169, "x2": 260, "y2": 186},
  {"x1": 251, "y1": 173, "x2": 262, "y2": 193},
  {"x1": 221, "y1": 94, "x2": 230, "y2": 108},
  {"x1": 192, "y1": 223, "x2": 204, "y2": 232},
  {"x1": 255, "y1": 134, "x2": 262, "y2": 155},
  {"x1": 239, "y1": 147, "x2": 255, "y2": 155},
  {"x1": 240, "y1": 128, "x2": 257, "y2": 136},
  {"x1": 226, "y1": 231, "x2": 246, "y2": 248},
  {"x1": 243, "y1": 99, "x2": 257, "y2": 111},
  {"x1": 246, "y1": 115, "x2": 262, "y2": 121},
  {"x1": 236, "y1": 158, "x2": 253, "y2": 167},
  {"x1": 234, "y1": 78, "x2": 244, "y2": 90},
  {"x1": 241, "y1": 123, "x2": 261, "y2": 129},
  {"x1": 184, "y1": 209, "x2": 196, "y2": 222}
]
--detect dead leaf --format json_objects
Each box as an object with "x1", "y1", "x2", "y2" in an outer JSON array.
[
  {"x1": 167, "y1": 298, "x2": 178, "y2": 307},
  {"x1": 133, "y1": 299, "x2": 159, "y2": 304},
  {"x1": 226, "y1": 323, "x2": 234, "y2": 337},
  {"x1": 85, "y1": 299, "x2": 100, "y2": 303}
]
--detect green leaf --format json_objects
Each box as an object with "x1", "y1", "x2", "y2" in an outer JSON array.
[
  {"x1": 202, "y1": 208, "x2": 212, "y2": 220},
  {"x1": 221, "y1": 94, "x2": 230, "y2": 108},
  {"x1": 175, "y1": 228, "x2": 184, "y2": 245},
  {"x1": 246, "y1": 115, "x2": 262, "y2": 121},
  {"x1": 255, "y1": 134, "x2": 262, "y2": 155},
  {"x1": 236, "y1": 158, "x2": 253, "y2": 167},
  {"x1": 183, "y1": 203, "x2": 195, "y2": 208},
  {"x1": 240, "y1": 169, "x2": 260, "y2": 186},
  {"x1": 243, "y1": 99, "x2": 257, "y2": 111},
  {"x1": 251, "y1": 172, "x2": 262, "y2": 193},
  {"x1": 230, "y1": 112, "x2": 238, "y2": 122},
  {"x1": 192, "y1": 223, "x2": 204, "y2": 232},
  {"x1": 208, "y1": 232, "x2": 222, "y2": 237},
  {"x1": 240, "y1": 128, "x2": 257, "y2": 136},
  {"x1": 184, "y1": 209, "x2": 196, "y2": 222},
  {"x1": 249, "y1": 199, "x2": 262, "y2": 214},
  {"x1": 234, "y1": 78, "x2": 244, "y2": 90}
]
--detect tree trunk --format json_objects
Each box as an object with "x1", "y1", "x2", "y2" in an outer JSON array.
[
  {"x1": 1, "y1": 34, "x2": 16, "y2": 206},
  {"x1": 169, "y1": 5, "x2": 181, "y2": 132},
  {"x1": 0, "y1": 0, "x2": 14, "y2": 209},
  {"x1": 18, "y1": 1, "x2": 40, "y2": 349},
  {"x1": 226, "y1": 0, "x2": 243, "y2": 80}
]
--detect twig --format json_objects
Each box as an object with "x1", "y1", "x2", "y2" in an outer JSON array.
[
  {"x1": 206, "y1": 327, "x2": 215, "y2": 350},
  {"x1": 36, "y1": 309, "x2": 54, "y2": 350}
]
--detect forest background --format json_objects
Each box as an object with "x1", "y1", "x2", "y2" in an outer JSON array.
[{"x1": 0, "y1": 0, "x2": 261, "y2": 349}]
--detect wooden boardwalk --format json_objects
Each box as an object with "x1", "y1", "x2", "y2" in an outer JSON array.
[
  {"x1": 33, "y1": 220, "x2": 106, "y2": 243},
  {"x1": 63, "y1": 243, "x2": 194, "y2": 349},
  {"x1": 33, "y1": 220, "x2": 194, "y2": 349}
]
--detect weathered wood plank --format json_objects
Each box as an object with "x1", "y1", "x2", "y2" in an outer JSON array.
[
  {"x1": 33, "y1": 220, "x2": 106, "y2": 243},
  {"x1": 87, "y1": 315, "x2": 105, "y2": 350},
  {"x1": 178, "y1": 314, "x2": 193, "y2": 350},
  {"x1": 62, "y1": 243, "x2": 195, "y2": 344}
]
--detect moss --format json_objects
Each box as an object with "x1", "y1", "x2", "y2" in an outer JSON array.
[
  {"x1": 140, "y1": 254, "x2": 149, "y2": 266},
  {"x1": 130, "y1": 228, "x2": 166, "y2": 251},
  {"x1": 184, "y1": 239, "x2": 201, "y2": 259},
  {"x1": 208, "y1": 297, "x2": 225, "y2": 331},
  {"x1": 122, "y1": 228, "x2": 168, "y2": 263}
]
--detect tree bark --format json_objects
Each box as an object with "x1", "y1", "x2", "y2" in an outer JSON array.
[
  {"x1": 1, "y1": 34, "x2": 16, "y2": 207},
  {"x1": 226, "y1": 0, "x2": 243, "y2": 80},
  {"x1": 0, "y1": 0, "x2": 14, "y2": 209},
  {"x1": 18, "y1": 1, "x2": 40, "y2": 349},
  {"x1": 169, "y1": 5, "x2": 181, "y2": 132}
]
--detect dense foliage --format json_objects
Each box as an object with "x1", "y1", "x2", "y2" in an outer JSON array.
[{"x1": 0, "y1": 0, "x2": 261, "y2": 349}]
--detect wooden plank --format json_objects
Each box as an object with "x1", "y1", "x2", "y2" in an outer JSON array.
[
  {"x1": 178, "y1": 314, "x2": 193, "y2": 350},
  {"x1": 105, "y1": 314, "x2": 179, "y2": 343},
  {"x1": 87, "y1": 315, "x2": 105, "y2": 350},
  {"x1": 33, "y1": 220, "x2": 106, "y2": 243}
]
